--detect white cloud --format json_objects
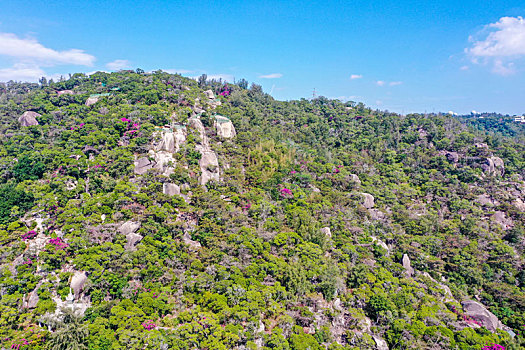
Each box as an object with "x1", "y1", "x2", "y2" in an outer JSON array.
[
  {"x1": 468, "y1": 17, "x2": 525, "y2": 57},
  {"x1": 350, "y1": 74, "x2": 362, "y2": 80},
  {"x1": 0, "y1": 63, "x2": 45, "y2": 82},
  {"x1": 259, "y1": 73, "x2": 283, "y2": 79},
  {"x1": 466, "y1": 16, "x2": 525, "y2": 75},
  {"x1": 460, "y1": 65, "x2": 469, "y2": 70},
  {"x1": 389, "y1": 81, "x2": 402, "y2": 86},
  {"x1": 106, "y1": 59, "x2": 131, "y2": 70},
  {"x1": 492, "y1": 59, "x2": 515, "y2": 75},
  {"x1": 376, "y1": 80, "x2": 386, "y2": 86},
  {"x1": 0, "y1": 32, "x2": 95, "y2": 66}
]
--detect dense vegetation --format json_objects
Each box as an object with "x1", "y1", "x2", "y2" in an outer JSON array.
[{"x1": 0, "y1": 71, "x2": 524, "y2": 349}]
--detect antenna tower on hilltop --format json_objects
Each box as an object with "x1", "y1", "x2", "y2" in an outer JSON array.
[{"x1": 312, "y1": 88, "x2": 317, "y2": 99}]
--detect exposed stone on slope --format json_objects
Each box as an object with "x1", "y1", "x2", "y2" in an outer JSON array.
[
  {"x1": 370, "y1": 236, "x2": 389, "y2": 254},
  {"x1": 402, "y1": 254, "x2": 414, "y2": 277},
  {"x1": 85, "y1": 96, "x2": 99, "y2": 106},
  {"x1": 321, "y1": 227, "x2": 332, "y2": 238},
  {"x1": 70, "y1": 271, "x2": 88, "y2": 298},
  {"x1": 25, "y1": 290, "x2": 39, "y2": 309},
  {"x1": 482, "y1": 157, "x2": 505, "y2": 176},
  {"x1": 163, "y1": 183, "x2": 180, "y2": 196},
  {"x1": 199, "y1": 151, "x2": 220, "y2": 185},
  {"x1": 461, "y1": 300, "x2": 503, "y2": 332},
  {"x1": 492, "y1": 211, "x2": 513, "y2": 230},
  {"x1": 213, "y1": 115, "x2": 236, "y2": 139},
  {"x1": 475, "y1": 194, "x2": 495, "y2": 206},
  {"x1": 204, "y1": 89, "x2": 215, "y2": 99},
  {"x1": 150, "y1": 150, "x2": 176, "y2": 176},
  {"x1": 19, "y1": 111, "x2": 40, "y2": 126},
  {"x1": 156, "y1": 129, "x2": 176, "y2": 152},
  {"x1": 361, "y1": 193, "x2": 375, "y2": 209},
  {"x1": 125, "y1": 232, "x2": 143, "y2": 251},
  {"x1": 134, "y1": 157, "x2": 154, "y2": 174},
  {"x1": 182, "y1": 232, "x2": 201, "y2": 249},
  {"x1": 118, "y1": 221, "x2": 143, "y2": 251},
  {"x1": 372, "y1": 335, "x2": 389, "y2": 350},
  {"x1": 350, "y1": 174, "x2": 361, "y2": 185},
  {"x1": 515, "y1": 198, "x2": 525, "y2": 211}
]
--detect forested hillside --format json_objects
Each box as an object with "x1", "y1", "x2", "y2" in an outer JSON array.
[{"x1": 0, "y1": 71, "x2": 524, "y2": 350}]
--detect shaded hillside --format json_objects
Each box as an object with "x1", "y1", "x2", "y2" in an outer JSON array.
[{"x1": 0, "y1": 71, "x2": 524, "y2": 350}]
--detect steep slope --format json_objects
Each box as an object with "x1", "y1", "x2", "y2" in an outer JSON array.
[{"x1": 0, "y1": 71, "x2": 524, "y2": 349}]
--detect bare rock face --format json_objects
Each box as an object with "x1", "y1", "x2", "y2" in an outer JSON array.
[
  {"x1": 350, "y1": 174, "x2": 361, "y2": 185},
  {"x1": 204, "y1": 89, "x2": 215, "y2": 99},
  {"x1": 134, "y1": 157, "x2": 154, "y2": 175},
  {"x1": 125, "y1": 232, "x2": 143, "y2": 251},
  {"x1": 70, "y1": 271, "x2": 88, "y2": 299},
  {"x1": 490, "y1": 157, "x2": 505, "y2": 176},
  {"x1": 182, "y1": 232, "x2": 201, "y2": 249},
  {"x1": 462, "y1": 300, "x2": 503, "y2": 332},
  {"x1": 173, "y1": 126, "x2": 187, "y2": 151},
  {"x1": 482, "y1": 157, "x2": 505, "y2": 176},
  {"x1": 440, "y1": 151, "x2": 459, "y2": 163},
  {"x1": 475, "y1": 194, "x2": 494, "y2": 206},
  {"x1": 370, "y1": 236, "x2": 389, "y2": 254},
  {"x1": 321, "y1": 227, "x2": 332, "y2": 238},
  {"x1": 200, "y1": 151, "x2": 220, "y2": 185},
  {"x1": 151, "y1": 150, "x2": 176, "y2": 176},
  {"x1": 492, "y1": 211, "x2": 513, "y2": 230},
  {"x1": 515, "y1": 198, "x2": 525, "y2": 211},
  {"x1": 163, "y1": 183, "x2": 180, "y2": 196},
  {"x1": 25, "y1": 290, "x2": 40, "y2": 309},
  {"x1": 372, "y1": 335, "x2": 389, "y2": 350},
  {"x1": 85, "y1": 96, "x2": 99, "y2": 106},
  {"x1": 361, "y1": 193, "x2": 375, "y2": 209},
  {"x1": 402, "y1": 254, "x2": 414, "y2": 277},
  {"x1": 19, "y1": 111, "x2": 40, "y2": 126},
  {"x1": 369, "y1": 209, "x2": 386, "y2": 221},
  {"x1": 213, "y1": 115, "x2": 236, "y2": 139},
  {"x1": 57, "y1": 90, "x2": 74, "y2": 96},
  {"x1": 156, "y1": 130, "x2": 176, "y2": 152},
  {"x1": 119, "y1": 221, "x2": 143, "y2": 250},
  {"x1": 119, "y1": 221, "x2": 141, "y2": 235}
]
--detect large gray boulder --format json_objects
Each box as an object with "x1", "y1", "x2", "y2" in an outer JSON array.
[
  {"x1": 199, "y1": 151, "x2": 219, "y2": 185},
  {"x1": 19, "y1": 111, "x2": 40, "y2": 126},
  {"x1": 70, "y1": 271, "x2": 88, "y2": 299},
  {"x1": 163, "y1": 183, "x2": 180, "y2": 196},
  {"x1": 321, "y1": 227, "x2": 331, "y2": 238},
  {"x1": 372, "y1": 335, "x2": 389, "y2": 350},
  {"x1": 361, "y1": 193, "x2": 375, "y2": 209},
  {"x1": 402, "y1": 254, "x2": 414, "y2": 277},
  {"x1": 350, "y1": 174, "x2": 361, "y2": 185},
  {"x1": 152, "y1": 150, "x2": 176, "y2": 176},
  {"x1": 134, "y1": 157, "x2": 154, "y2": 175},
  {"x1": 85, "y1": 96, "x2": 99, "y2": 106},
  {"x1": 204, "y1": 89, "x2": 215, "y2": 99},
  {"x1": 125, "y1": 232, "x2": 143, "y2": 251},
  {"x1": 213, "y1": 115, "x2": 236, "y2": 139},
  {"x1": 462, "y1": 300, "x2": 503, "y2": 332},
  {"x1": 156, "y1": 129, "x2": 176, "y2": 152}
]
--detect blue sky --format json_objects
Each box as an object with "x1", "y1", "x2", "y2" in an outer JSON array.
[{"x1": 1, "y1": 1, "x2": 524, "y2": 115}]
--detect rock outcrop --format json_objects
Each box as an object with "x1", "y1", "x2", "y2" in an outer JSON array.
[
  {"x1": 361, "y1": 193, "x2": 375, "y2": 209},
  {"x1": 213, "y1": 115, "x2": 236, "y2": 139},
  {"x1": 402, "y1": 254, "x2": 414, "y2": 277},
  {"x1": 482, "y1": 157, "x2": 505, "y2": 176},
  {"x1": 350, "y1": 174, "x2": 361, "y2": 185},
  {"x1": 163, "y1": 183, "x2": 180, "y2": 196},
  {"x1": 321, "y1": 227, "x2": 332, "y2": 238},
  {"x1": 19, "y1": 111, "x2": 40, "y2": 126},
  {"x1": 461, "y1": 300, "x2": 503, "y2": 332},
  {"x1": 204, "y1": 89, "x2": 215, "y2": 99},
  {"x1": 70, "y1": 271, "x2": 88, "y2": 299},
  {"x1": 199, "y1": 151, "x2": 220, "y2": 185},
  {"x1": 134, "y1": 157, "x2": 154, "y2": 175},
  {"x1": 118, "y1": 221, "x2": 143, "y2": 251},
  {"x1": 85, "y1": 96, "x2": 99, "y2": 106}
]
